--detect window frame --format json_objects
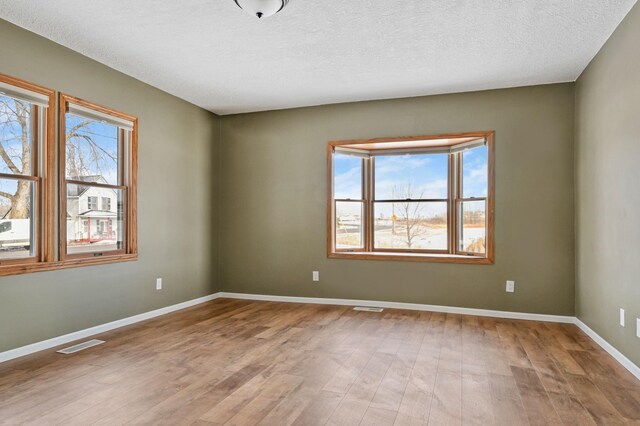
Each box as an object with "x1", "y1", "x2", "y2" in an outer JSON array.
[
  {"x1": 0, "y1": 73, "x2": 55, "y2": 270},
  {"x1": 59, "y1": 93, "x2": 138, "y2": 263},
  {"x1": 327, "y1": 131, "x2": 494, "y2": 264}
]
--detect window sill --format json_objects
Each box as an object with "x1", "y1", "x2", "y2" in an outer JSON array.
[
  {"x1": 328, "y1": 251, "x2": 493, "y2": 264},
  {"x1": 0, "y1": 253, "x2": 138, "y2": 277}
]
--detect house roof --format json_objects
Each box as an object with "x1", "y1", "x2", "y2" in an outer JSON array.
[{"x1": 67, "y1": 175, "x2": 111, "y2": 197}]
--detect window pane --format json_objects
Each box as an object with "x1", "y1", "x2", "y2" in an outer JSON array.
[
  {"x1": 335, "y1": 201, "x2": 363, "y2": 249},
  {"x1": 65, "y1": 113, "x2": 120, "y2": 186},
  {"x1": 374, "y1": 202, "x2": 447, "y2": 250},
  {"x1": 0, "y1": 179, "x2": 35, "y2": 259},
  {"x1": 375, "y1": 153, "x2": 448, "y2": 200},
  {"x1": 0, "y1": 95, "x2": 34, "y2": 176},
  {"x1": 459, "y1": 200, "x2": 486, "y2": 254},
  {"x1": 462, "y1": 145, "x2": 488, "y2": 198},
  {"x1": 334, "y1": 153, "x2": 362, "y2": 200},
  {"x1": 66, "y1": 184, "x2": 125, "y2": 254}
]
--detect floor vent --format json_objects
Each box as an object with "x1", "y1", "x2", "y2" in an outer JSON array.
[
  {"x1": 353, "y1": 307, "x2": 384, "y2": 313},
  {"x1": 57, "y1": 339, "x2": 105, "y2": 354}
]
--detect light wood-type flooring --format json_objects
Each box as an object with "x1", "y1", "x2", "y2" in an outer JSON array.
[{"x1": 1, "y1": 298, "x2": 640, "y2": 425}]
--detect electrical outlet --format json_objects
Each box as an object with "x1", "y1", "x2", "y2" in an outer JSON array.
[
  {"x1": 637, "y1": 319, "x2": 640, "y2": 338},
  {"x1": 620, "y1": 308, "x2": 625, "y2": 327},
  {"x1": 156, "y1": 278, "x2": 162, "y2": 290},
  {"x1": 312, "y1": 271, "x2": 319, "y2": 282},
  {"x1": 506, "y1": 280, "x2": 515, "y2": 293}
]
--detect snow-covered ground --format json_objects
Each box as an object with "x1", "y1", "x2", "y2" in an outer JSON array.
[{"x1": 337, "y1": 225, "x2": 485, "y2": 251}]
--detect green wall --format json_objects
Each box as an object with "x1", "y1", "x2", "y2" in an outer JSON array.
[
  {"x1": 575, "y1": 3, "x2": 640, "y2": 366},
  {"x1": 220, "y1": 84, "x2": 576, "y2": 315},
  {"x1": 0, "y1": 19, "x2": 221, "y2": 353}
]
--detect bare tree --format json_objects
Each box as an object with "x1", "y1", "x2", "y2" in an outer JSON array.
[
  {"x1": 0, "y1": 98, "x2": 32, "y2": 219},
  {"x1": 392, "y1": 183, "x2": 427, "y2": 249},
  {"x1": 0, "y1": 96, "x2": 112, "y2": 219}
]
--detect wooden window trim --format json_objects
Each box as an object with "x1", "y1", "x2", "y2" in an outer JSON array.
[
  {"x1": 59, "y1": 93, "x2": 138, "y2": 264},
  {"x1": 327, "y1": 131, "x2": 495, "y2": 264},
  {"x1": 0, "y1": 73, "x2": 55, "y2": 273},
  {"x1": 0, "y1": 75, "x2": 138, "y2": 277}
]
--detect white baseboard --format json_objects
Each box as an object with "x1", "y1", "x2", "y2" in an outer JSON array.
[
  {"x1": 217, "y1": 292, "x2": 575, "y2": 323},
  {"x1": 574, "y1": 318, "x2": 640, "y2": 380},
  {"x1": 0, "y1": 292, "x2": 223, "y2": 364}
]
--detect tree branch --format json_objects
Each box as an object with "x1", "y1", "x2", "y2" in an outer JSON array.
[{"x1": 0, "y1": 143, "x2": 21, "y2": 174}]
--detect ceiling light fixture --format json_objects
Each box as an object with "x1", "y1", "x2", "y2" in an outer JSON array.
[{"x1": 233, "y1": 0, "x2": 290, "y2": 19}]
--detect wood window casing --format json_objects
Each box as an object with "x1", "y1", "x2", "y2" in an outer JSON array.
[
  {"x1": 0, "y1": 74, "x2": 56, "y2": 273},
  {"x1": 327, "y1": 131, "x2": 494, "y2": 264},
  {"x1": 0, "y1": 75, "x2": 138, "y2": 277},
  {"x1": 59, "y1": 94, "x2": 138, "y2": 263}
]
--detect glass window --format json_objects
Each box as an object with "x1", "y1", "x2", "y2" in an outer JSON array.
[
  {"x1": 462, "y1": 145, "x2": 488, "y2": 199},
  {"x1": 65, "y1": 114, "x2": 119, "y2": 186},
  {"x1": 0, "y1": 179, "x2": 35, "y2": 259},
  {"x1": 375, "y1": 153, "x2": 449, "y2": 200},
  {"x1": 329, "y1": 135, "x2": 493, "y2": 262},
  {"x1": 335, "y1": 201, "x2": 364, "y2": 250},
  {"x1": 62, "y1": 96, "x2": 135, "y2": 258},
  {"x1": 459, "y1": 200, "x2": 486, "y2": 254},
  {"x1": 66, "y1": 185, "x2": 125, "y2": 255},
  {"x1": 333, "y1": 153, "x2": 362, "y2": 200},
  {"x1": 0, "y1": 95, "x2": 33, "y2": 176},
  {"x1": 0, "y1": 90, "x2": 43, "y2": 262},
  {"x1": 374, "y1": 201, "x2": 448, "y2": 250}
]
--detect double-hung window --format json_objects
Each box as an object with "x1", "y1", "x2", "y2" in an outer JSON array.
[
  {"x1": 328, "y1": 132, "x2": 494, "y2": 263},
  {"x1": 59, "y1": 94, "x2": 137, "y2": 260},
  {"x1": 0, "y1": 73, "x2": 137, "y2": 276},
  {"x1": 0, "y1": 75, "x2": 54, "y2": 266}
]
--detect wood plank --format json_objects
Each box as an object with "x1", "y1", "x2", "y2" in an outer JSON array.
[
  {"x1": 511, "y1": 366, "x2": 563, "y2": 425},
  {"x1": 0, "y1": 299, "x2": 637, "y2": 425}
]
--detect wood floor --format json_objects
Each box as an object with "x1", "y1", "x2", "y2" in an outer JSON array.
[{"x1": 1, "y1": 299, "x2": 639, "y2": 425}]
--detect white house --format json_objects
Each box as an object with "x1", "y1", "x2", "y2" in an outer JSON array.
[{"x1": 66, "y1": 176, "x2": 120, "y2": 246}]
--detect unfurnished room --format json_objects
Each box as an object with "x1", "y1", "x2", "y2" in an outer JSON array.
[{"x1": 0, "y1": 1, "x2": 639, "y2": 425}]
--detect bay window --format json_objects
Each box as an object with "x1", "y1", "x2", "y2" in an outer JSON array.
[{"x1": 328, "y1": 132, "x2": 494, "y2": 263}]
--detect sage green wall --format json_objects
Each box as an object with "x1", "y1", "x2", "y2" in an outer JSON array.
[
  {"x1": 220, "y1": 84, "x2": 576, "y2": 315},
  {"x1": 575, "y1": 3, "x2": 640, "y2": 366},
  {"x1": 0, "y1": 19, "x2": 221, "y2": 353}
]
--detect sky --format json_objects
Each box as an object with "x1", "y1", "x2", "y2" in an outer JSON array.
[{"x1": 334, "y1": 146, "x2": 488, "y2": 218}]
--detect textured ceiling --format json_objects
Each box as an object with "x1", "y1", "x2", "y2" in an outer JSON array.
[{"x1": 0, "y1": 1, "x2": 636, "y2": 115}]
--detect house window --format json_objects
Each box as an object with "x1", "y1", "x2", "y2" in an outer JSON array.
[
  {"x1": 60, "y1": 94, "x2": 137, "y2": 259},
  {"x1": 87, "y1": 196, "x2": 98, "y2": 210},
  {"x1": 0, "y1": 74, "x2": 54, "y2": 266},
  {"x1": 328, "y1": 132, "x2": 494, "y2": 264}
]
